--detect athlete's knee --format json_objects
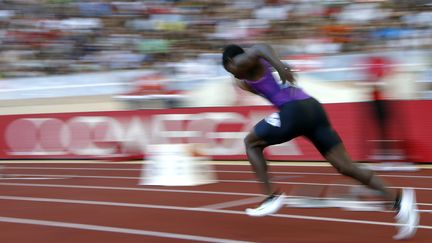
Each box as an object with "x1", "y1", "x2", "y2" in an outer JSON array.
[
  {"x1": 243, "y1": 134, "x2": 257, "y2": 148},
  {"x1": 244, "y1": 132, "x2": 266, "y2": 149},
  {"x1": 334, "y1": 163, "x2": 358, "y2": 177}
]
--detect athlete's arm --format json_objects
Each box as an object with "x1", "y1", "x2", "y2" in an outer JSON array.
[{"x1": 249, "y1": 44, "x2": 295, "y2": 84}]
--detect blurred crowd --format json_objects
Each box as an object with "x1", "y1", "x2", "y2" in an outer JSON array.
[{"x1": 0, "y1": 0, "x2": 431, "y2": 78}]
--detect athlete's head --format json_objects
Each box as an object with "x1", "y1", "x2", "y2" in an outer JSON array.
[
  {"x1": 222, "y1": 44, "x2": 245, "y2": 72},
  {"x1": 223, "y1": 44, "x2": 256, "y2": 79}
]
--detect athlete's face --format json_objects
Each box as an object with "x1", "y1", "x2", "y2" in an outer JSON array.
[{"x1": 225, "y1": 58, "x2": 249, "y2": 80}]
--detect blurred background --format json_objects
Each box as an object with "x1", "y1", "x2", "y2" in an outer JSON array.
[
  {"x1": 0, "y1": 2, "x2": 431, "y2": 242},
  {"x1": 0, "y1": 0, "x2": 431, "y2": 163}
]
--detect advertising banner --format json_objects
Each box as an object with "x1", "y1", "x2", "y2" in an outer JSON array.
[{"x1": 1, "y1": 101, "x2": 431, "y2": 162}]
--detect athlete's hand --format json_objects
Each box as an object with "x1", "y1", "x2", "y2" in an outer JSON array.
[{"x1": 277, "y1": 65, "x2": 296, "y2": 85}]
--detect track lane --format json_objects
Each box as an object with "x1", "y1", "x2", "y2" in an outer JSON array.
[{"x1": 0, "y1": 162, "x2": 431, "y2": 242}]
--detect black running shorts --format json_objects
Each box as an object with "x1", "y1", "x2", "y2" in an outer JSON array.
[{"x1": 254, "y1": 97, "x2": 342, "y2": 156}]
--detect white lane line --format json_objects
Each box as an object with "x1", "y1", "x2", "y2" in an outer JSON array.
[
  {"x1": 0, "y1": 195, "x2": 430, "y2": 230},
  {"x1": 0, "y1": 161, "x2": 328, "y2": 166},
  {"x1": 0, "y1": 176, "x2": 68, "y2": 180},
  {"x1": 0, "y1": 182, "x2": 262, "y2": 197},
  {"x1": 4, "y1": 174, "x2": 134, "y2": 179},
  {"x1": 4, "y1": 174, "x2": 432, "y2": 192},
  {"x1": 0, "y1": 216, "x2": 251, "y2": 243},
  {"x1": 4, "y1": 167, "x2": 142, "y2": 171},
  {"x1": 3, "y1": 161, "x2": 432, "y2": 169},
  {"x1": 0, "y1": 173, "x2": 294, "y2": 181},
  {"x1": 5, "y1": 166, "x2": 432, "y2": 180},
  {"x1": 3, "y1": 160, "x2": 430, "y2": 168},
  {"x1": 198, "y1": 197, "x2": 263, "y2": 210},
  {"x1": 1, "y1": 182, "x2": 431, "y2": 207},
  {"x1": 0, "y1": 178, "x2": 67, "y2": 180}
]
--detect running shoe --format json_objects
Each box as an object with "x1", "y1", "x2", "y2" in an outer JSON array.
[
  {"x1": 245, "y1": 192, "x2": 285, "y2": 217},
  {"x1": 393, "y1": 188, "x2": 420, "y2": 240}
]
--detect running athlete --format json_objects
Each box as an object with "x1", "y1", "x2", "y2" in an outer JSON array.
[{"x1": 222, "y1": 44, "x2": 419, "y2": 240}]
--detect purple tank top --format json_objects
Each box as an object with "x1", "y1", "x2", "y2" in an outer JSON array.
[{"x1": 244, "y1": 59, "x2": 310, "y2": 108}]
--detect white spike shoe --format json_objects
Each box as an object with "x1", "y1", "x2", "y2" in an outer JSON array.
[{"x1": 246, "y1": 193, "x2": 285, "y2": 217}]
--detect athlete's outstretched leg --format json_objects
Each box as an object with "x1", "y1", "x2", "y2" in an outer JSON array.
[
  {"x1": 324, "y1": 143, "x2": 420, "y2": 240},
  {"x1": 324, "y1": 143, "x2": 398, "y2": 207},
  {"x1": 244, "y1": 131, "x2": 274, "y2": 196}
]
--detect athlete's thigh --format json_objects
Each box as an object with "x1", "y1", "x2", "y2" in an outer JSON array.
[
  {"x1": 254, "y1": 111, "x2": 298, "y2": 146},
  {"x1": 306, "y1": 125, "x2": 342, "y2": 157},
  {"x1": 304, "y1": 98, "x2": 343, "y2": 156}
]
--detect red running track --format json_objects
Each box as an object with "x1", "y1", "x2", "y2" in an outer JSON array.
[{"x1": 0, "y1": 162, "x2": 431, "y2": 243}]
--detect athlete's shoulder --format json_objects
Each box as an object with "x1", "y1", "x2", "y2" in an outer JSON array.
[
  {"x1": 231, "y1": 50, "x2": 259, "y2": 70},
  {"x1": 247, "y1": 43, "x2": 273, "y2": 55}
]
